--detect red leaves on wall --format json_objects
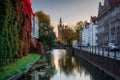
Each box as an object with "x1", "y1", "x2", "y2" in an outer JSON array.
[
  {"x1": 30, "y1": 39, "x2": 35, "y2": 47},
  {"x1": 26, "y1": 0, "x2": 35, "y2": 15},
  {"x1": 16, "y1": 0, "x2": 34, "y2": 57}
]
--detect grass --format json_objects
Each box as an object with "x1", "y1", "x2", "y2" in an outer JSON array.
[{"x1": 0, "y1": 54, "x2": 40, "y2": 80}]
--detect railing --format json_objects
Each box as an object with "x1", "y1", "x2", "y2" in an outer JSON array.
[{"x1": 75, "y1": 46, "x2": 120, "y2": 60}]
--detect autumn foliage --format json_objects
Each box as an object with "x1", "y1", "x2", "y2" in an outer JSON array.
[
  {"x1": 0, "y1": 0, "x2": 33, "y2": 66},
  {"x1": 16, "y1": 0, "x2": 33, "y2": 57},
  {"x1": 36, "y1": 11, "x2": 55, "y2": 49},
  {"x1": 60, "y1": 27, "x2": 78, "y2": 46}
]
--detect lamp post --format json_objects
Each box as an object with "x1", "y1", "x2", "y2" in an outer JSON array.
[
  {"x1": 92, "y1": 24, "x2": 93, "y2": 47},
  {"x1": 92, "y1": 24, "x2": 93, "y2": 53}
]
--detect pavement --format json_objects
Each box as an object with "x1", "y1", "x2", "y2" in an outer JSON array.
[{"x1": 73, "y1": 46, "x2": 120, "y2": 61}]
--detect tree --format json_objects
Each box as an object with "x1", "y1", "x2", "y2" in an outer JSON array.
[
  {"x1": 60, "y1": 27, "x2": 78, "y2": 46},
  {"x1": 36, "y1": 11, "x2": 55, "y2": 49},
  {"x1": 74, "y1": 21, "x2": 83, "y2": 31},
  {"x1": 74, "y1": 21, "x2": 83, "y2": 43}
]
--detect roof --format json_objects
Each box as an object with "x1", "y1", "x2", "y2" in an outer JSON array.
[
  {"x1": 91, "y1": 16, "x2": 97, "y2": 24},
  {"x1": 85, "y1": 21, "x2": 90, "y2": 26},
  {"x1": 84, "y1": 21, "x2": 89, "y2": 28},
  {"x1": 98, "y1": 0, "x2": 119, "y2": 15}
]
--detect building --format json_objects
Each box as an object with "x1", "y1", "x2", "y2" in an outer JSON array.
[
  {"x1": 82, "y1": 21, "x2": 90, "y2": 46},
  {"x1": 89, "y1": 16, "x2": 98, "y2": 46},
  {"x1": 58, "y1": 18, "x2": 64, "y2": 37},
  {"x1": 81, "y1": 17, "x2": 98, "y2": 46},
  {"x1": 31, "y1": 15, "x2": 39, "y2": 45},
  {"x1": 57, "y1": 18, "x2": 68, "y2": 40},
  {"x1": 97, "y1": 0, "x2": 120, "y2": 46}
]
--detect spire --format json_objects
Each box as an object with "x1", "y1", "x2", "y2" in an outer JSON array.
[
  {"x1": 59, "y1": 18, "x2": 63, "y2": 27},
  {"x1": 98, "y1": 2, "x2": 103, "y2": 14},
  {"x1": 60, "y1": 18, "x2": 62, "y2": 25},
  {"x1": 104, "y1": 0, "x2": 110, "y2": 7}
]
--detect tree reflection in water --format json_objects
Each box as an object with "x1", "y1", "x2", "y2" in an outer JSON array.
[{"x1": 50, "y1": 49, "x2": 94, "y2": 80}]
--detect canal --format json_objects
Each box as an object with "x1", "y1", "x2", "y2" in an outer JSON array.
[{"x1": 50, "y1": 49, "x2": 114, "y2": 80}]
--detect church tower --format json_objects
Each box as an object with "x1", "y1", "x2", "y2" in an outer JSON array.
[
  {"x1": 58, "y1": 18, "x2": 64, "y2": 37},
  {"x1": 60, "y1": 18, "x2": 62, "y2": 26}
]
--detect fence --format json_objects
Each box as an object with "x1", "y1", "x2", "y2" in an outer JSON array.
[
  {"x1": 78, "y1": 46, "x2": 120, "y2": 60},
  {"x1": 74, "y1": 47, "x2": 120, "y2": 80}
]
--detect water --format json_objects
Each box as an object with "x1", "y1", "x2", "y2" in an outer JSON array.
[
  {"x1": 50, "y1": 49, "x2": 94, "y2": 80},
  {"x1": 17, "y1": 49, "x2": 114, "y2": 80}
]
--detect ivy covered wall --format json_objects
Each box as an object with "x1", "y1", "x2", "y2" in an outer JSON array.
[
  {"x1": 0, "y1": 0, "x2": 33, "y2": 66},
  {"x1": 16, "y1": 0, "x2": 33, "y2": 57}
]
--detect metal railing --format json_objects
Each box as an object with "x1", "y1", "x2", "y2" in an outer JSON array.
[{"x1": 78, "y1": 46, "x2": 120, "y2": 60}]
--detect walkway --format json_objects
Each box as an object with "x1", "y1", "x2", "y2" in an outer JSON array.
[{"x1": 74, "y1": 46, "x2": 120, "y2": 60}]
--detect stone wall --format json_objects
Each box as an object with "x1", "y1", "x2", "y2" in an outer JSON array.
[
  {"x1": 65, "y1": 47, "x2": 74, "y2": 56},
  {"x1": 74, "y1": 48, "x2": 120, "y2": 80}
]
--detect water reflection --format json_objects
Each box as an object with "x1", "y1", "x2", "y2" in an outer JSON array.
[{"x1": 50, "y1": 49, "x2": 94, "y2": 80}]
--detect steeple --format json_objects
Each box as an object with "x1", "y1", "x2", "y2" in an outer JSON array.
[
  {"x1": 58, "y1": 18, "x2": 63, "y2": 38},
  {"x1": 104, "y1": 0, "x2": 110, "y2": 7},
  {"x1": 60, "y1": 18, "x2": 62, "y2": 26},
  {"x1": 98, "y1": 2, "x2": 103, "y2": 15}
]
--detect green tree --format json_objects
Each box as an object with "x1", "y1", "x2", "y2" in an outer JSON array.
[
  {"x1": 74, "y1": 21, "x2": 83, "y2": 42},
  {"x1": 36, "y1": 11, "x2": 55, "y2": 49},
  {"x1": 74, "y1": 21, "x2": 83, "y2": 31}
]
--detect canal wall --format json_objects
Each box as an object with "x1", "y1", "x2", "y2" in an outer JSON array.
[
  {"x1": 65, "y1": 47, "x2": 73, "y2": 55},
  {"x1": 76, "y1": 57, "x2": 114, "y2": 80},
  {"x1": 72, "y1": 48, "x2": 120, "y2": 80}
]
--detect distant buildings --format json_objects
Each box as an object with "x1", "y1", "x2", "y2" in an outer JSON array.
[
  {"x1": 58, "y1": 18, "x2": 64, "y2": 38},
  {"x1": 81, "y1": 0, "x2": 120, "y2": 46},
  {"x1": 97, "y1": 0, "x2": 120, "y2": 46},
  {"x1": 57, "y1": 18, "x2": 68, "y2": 40}
]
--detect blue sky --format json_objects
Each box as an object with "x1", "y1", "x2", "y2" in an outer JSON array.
[{"x1": 31, "y1": 0, "x2": 104, "y2": 25}]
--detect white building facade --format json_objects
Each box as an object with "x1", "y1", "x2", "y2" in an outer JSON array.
[
  {"x1": 88, "y1": 16, "x2": 98, "y2": 46},
  {"x1": 31, "y1": 15, "x2": 39, "y2": 42},
  {"x1": 82, "y1": 22, "x2": 89, "y2": 46},
  {"x1": 81, "y1": 16, "x2": 98, "y2": 46}
]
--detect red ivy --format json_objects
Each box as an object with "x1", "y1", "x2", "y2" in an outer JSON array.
[
  {"x1": 15, "y1": 0, "x2": 35, "y2": 56},
  {"x1": 30, "y1": 39, "x2": 35, "y2": 47}
]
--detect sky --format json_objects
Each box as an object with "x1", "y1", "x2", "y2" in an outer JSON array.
[{"x1": 31, "y1": 0, "x2": 104, "y2": 26}]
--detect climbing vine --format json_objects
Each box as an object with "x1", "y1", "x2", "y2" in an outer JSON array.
[
  {"x1": 0, "y1": 0, "x2": 33, "y2": 66},
  {"x1": 0, "y1": 0, "x2": 19, "y2": 66},
  {"x1": 16, "y1": 0, "x2": 33, "y2": 57}
]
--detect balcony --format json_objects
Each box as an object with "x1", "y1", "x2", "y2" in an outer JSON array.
[
  {"x1": 117, "y1": 13, "x2": 120, "y2": 20},
  {"x1": 115, "y1": 21, "x2": 120, "y2": 27},
  {"x1": 110, "y1": 16, "x2": 116, "y2": 23}
]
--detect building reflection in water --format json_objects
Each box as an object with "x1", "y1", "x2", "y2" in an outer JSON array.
[{"x1": 50, "y1": 49, "x2": 94, "y2": 80}]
